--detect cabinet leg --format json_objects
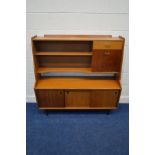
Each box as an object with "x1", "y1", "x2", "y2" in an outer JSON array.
[
  {"x1": 44, "y1": 110, "x2": 49, "y2": 116},
  {"x1": 106, "y1": 110, "x2": 110, "y2": 115}
]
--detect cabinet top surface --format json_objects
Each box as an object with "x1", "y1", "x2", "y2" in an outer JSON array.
[
  {"x1": 32, "y1": 35, "x2": 124, "y2": 41},
  {"x1": 35, "y1": 78, "x2": 121, "y2": 90}
]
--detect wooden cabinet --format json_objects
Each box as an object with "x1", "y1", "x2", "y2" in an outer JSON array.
[
  {"x1": 32, "y1": 35, "x2": 125, "y2": 110},
  {"x1": 35, "y1": 90, "x2": 64, "y2": 108},
  {"x1": 35, "y1": 90, "x2": 120, "y2": 108},
  {"x1": 92, "y1": 40, "x2": 123, "y2": 72}
]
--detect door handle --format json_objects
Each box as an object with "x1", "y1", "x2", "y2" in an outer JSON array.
[
  {"x1": 66, "y1": 91, "x2": 69, "y2": 94},
  {"x1": 104, "y1": 51, "x2": 111, "y2": 55},
  {"x1": 114, "y1": 91, "x2": 118, "y2": 95}
]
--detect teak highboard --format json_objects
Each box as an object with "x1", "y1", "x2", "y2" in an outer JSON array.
[{"x1": 32, "y1": 35, "x2": 125, "y2": 111}]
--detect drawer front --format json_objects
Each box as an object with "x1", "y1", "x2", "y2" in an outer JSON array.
[
  {"x1": 35, "y1": 90, "x2": 64, "y2": 108},
  {"x1": 92, "y1": 50, "x2": 122, "y2": 72},
  {"x1": 65, "y1": 90, "x2": 90, "y2": 107},
  {"x1": 90, "y1": 90, "x2": 120, "y2": 107},
  {"x1": 93, "y1": 41, "x2": 123, "y2": 50}
]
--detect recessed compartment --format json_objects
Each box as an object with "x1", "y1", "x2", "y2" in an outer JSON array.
[
  {"x1": 34, "y1": 41, "x2": 92, "y2": 52},
  {"x1": 37, "y1": 55, "x2": 91, "y2": 68}
]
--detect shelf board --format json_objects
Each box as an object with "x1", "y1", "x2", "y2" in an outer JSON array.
[
  {"x1": 35, "y1": 52, "x2": 92, "y2": 56},
  {"x1": 32, "y1": 35, "x2": 123, "y2": 41},
  {"x1": 37, "y1": 67, "x2": 118, "y2": 74},
  {"x1": 35, "y1": 78, "x2": 121, "y2": 90},
  {"x1": 37, "y1": 67, "x2": 91, "y2": 73}
]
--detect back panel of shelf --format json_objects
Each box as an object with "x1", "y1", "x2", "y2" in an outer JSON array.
[
  {"x1": 34, "y1": 41, "x2": 93, "y2": 52},
  {"x1": 37, "y1": 55, "x2": 91, "y2": 68}
]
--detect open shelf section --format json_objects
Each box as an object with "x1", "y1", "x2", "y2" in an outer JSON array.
[
  {"x1": 34, "y1": 40, "x2": 92, "y2": 52},
  {"x1": 37, "y1": 67, "x2": 118, "y2": 74},
  {"x1": 37, "y1": 56, "x2": 91, "y2": 68},
  {"x1": 35, "y1": 78, "x2": 121, "y2": 90},
  {"x1": 35, "y1": 52, "x2": 92, "y2": 56}
]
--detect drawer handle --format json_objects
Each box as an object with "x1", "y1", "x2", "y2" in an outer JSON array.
[{"x1": 114, "y1": 92, "x2": 118, "y2": 95}]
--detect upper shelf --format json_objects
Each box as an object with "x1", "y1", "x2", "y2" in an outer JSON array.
[
  {"x1": 35, "y1": 52, "x2": 92, "y2": 56},
  {"x1": 37, "y1": 67, "x2": 92, "y2": 73},
  {"x1": 37, "y1": 67, "x2": 118, "y2": 74}
]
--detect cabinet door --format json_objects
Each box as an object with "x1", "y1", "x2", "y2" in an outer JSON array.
[
  {"x1": 65, "y1": 90, "x2": 90, "y2": 107},
  {"x1": 90, "y1": 90, "x2": 120, "y2": 108},
  {"x1": 92, "y1": 50, "x2": 122, "y2": 72},
  {"x1": 35, "y1": 90, "x2": 64, "y2": 108}
]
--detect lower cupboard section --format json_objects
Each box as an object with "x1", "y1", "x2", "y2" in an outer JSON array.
[{"x1": 35, "y1": 90, "x2": 120, "y2": 109}]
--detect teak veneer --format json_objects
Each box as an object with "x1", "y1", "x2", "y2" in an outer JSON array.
[
  {"x1": 32, "y1": 35, "x2": 125, "y2": 111},
  {"x1": 35, "y1": 78, "x2": 121, "y2": 90}
]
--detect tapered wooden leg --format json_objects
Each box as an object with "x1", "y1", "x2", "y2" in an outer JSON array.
[
  {"x1": 45, "y1": 110, "x2": 49, "y2": 116},
  {"x1": 106, "y1": 110, "x2": 111, "y2": 115}
]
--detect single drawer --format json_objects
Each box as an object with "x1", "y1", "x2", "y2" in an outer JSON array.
[{"x1": 93, "y1": 41, "x2": 123, "y2": 50}]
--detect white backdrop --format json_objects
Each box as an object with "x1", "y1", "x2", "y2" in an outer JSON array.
[{"x1": 26, "y1": 0, "x2": 129, "y2": 103}]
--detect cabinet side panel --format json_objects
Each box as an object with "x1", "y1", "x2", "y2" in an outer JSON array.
[{"x1": 31, "y1": 37, "x2": 40, "y2": 81}]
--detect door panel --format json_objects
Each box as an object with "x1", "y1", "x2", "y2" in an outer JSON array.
[
  {"x1": 35, "y1": 90, "x2": 64, "y2": 107},
  {"x1": 65, "y1": 90, "x2": 90, "y2": 107},
  {"x1": 90, "y1": 90, "x2": 120, "y2": 107},
  {"x1": 92, "y1": 50, "x2": 122, "y2": 72}
]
